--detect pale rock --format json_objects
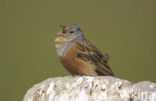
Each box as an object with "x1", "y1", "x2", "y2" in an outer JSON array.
[{"x1": 23, "y1": 76, "x2": 156, "y2": 101}]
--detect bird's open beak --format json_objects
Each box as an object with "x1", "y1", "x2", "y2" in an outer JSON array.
[
  {"x1": 60, "y1": 25, "x2": 70, "y2": 34},
  {"x1": 57, "y1": 25, "x2": 68, "y2": 37}
]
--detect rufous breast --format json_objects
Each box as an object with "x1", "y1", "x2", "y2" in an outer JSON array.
[{"x1": 60, "y1": 42, "x2": 97, "y2": 75}]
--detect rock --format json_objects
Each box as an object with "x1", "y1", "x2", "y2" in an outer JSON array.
[{"x1": 23, "y1": 76, "x2": 156, "y2": 101}]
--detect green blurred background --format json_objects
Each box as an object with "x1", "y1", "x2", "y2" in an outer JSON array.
[{"x1": 1, "y1": 0, "x2": 156, "y2": 101}]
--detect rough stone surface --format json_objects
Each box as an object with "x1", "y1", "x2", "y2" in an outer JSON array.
[{"x1": 23, "y1": 76, "x2": 156, "y2": 101}]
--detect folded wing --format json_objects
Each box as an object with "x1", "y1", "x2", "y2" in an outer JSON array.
[{"x1": 75, "y1": 40, "x2": 114, "y2": 76}]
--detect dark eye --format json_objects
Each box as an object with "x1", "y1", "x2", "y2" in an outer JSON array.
[{"x1": 69, "y1": 31, "x2": 74, "y2": 34}]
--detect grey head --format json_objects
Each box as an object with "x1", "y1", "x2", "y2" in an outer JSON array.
[
  {"x1": 56, "y1": 24, "x2": 85, "y2": 57},
  {"x1": 61, "y1": 24, "x2": 85, "y2": 41}
]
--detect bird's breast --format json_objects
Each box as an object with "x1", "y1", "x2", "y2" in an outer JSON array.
[{"x1": 59, "y1": 42, "x2": 96, "y2": 75}]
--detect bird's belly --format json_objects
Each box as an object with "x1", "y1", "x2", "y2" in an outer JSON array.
[{"x1": 60, "y1": 46, "x2": 97, "y2": 75}]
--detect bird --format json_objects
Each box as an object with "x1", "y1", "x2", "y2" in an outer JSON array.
[{"x1": 55, "y1": 24, "x2": 114, "y2": 76}]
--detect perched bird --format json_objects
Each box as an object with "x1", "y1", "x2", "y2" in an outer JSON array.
[{"x1": 55, "y1": 24, "x2": 114, "y2": 76}]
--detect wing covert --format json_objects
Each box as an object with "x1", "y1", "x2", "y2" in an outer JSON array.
[{"x1": 75, "y1": 40, "x2": 114, "y2": 76}]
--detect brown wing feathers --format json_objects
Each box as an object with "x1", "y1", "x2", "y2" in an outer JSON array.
[{"x1": 75, "y1": 40, "x2": 114, "y2": 76}]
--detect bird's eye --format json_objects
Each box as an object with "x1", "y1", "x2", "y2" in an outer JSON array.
[{"x1": 69, "y1": 31, "x2": 74, "y2": 34}]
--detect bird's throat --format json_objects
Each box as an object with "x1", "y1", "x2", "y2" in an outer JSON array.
[
  {"x1": 55, "y1": 35, "x2": 69, "y2": 48},
  {"x1": 55, "y1": 37, "x2": 65, "y2": 48},
  {"x1": 55, "y1": 36, "x2": 72, "y2": 56}
]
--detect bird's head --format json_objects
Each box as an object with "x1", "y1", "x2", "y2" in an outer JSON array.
[{"x1": 57, "y1": 24, "x2": 85, "y2": 41}]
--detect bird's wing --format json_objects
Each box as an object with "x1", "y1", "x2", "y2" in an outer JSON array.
[
  {"x1": 103, "y1": 53, "x2": 110, "y2": 62},
  {"x1": 74, "y1": 40, "x2": 114, "y2": 76}
]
